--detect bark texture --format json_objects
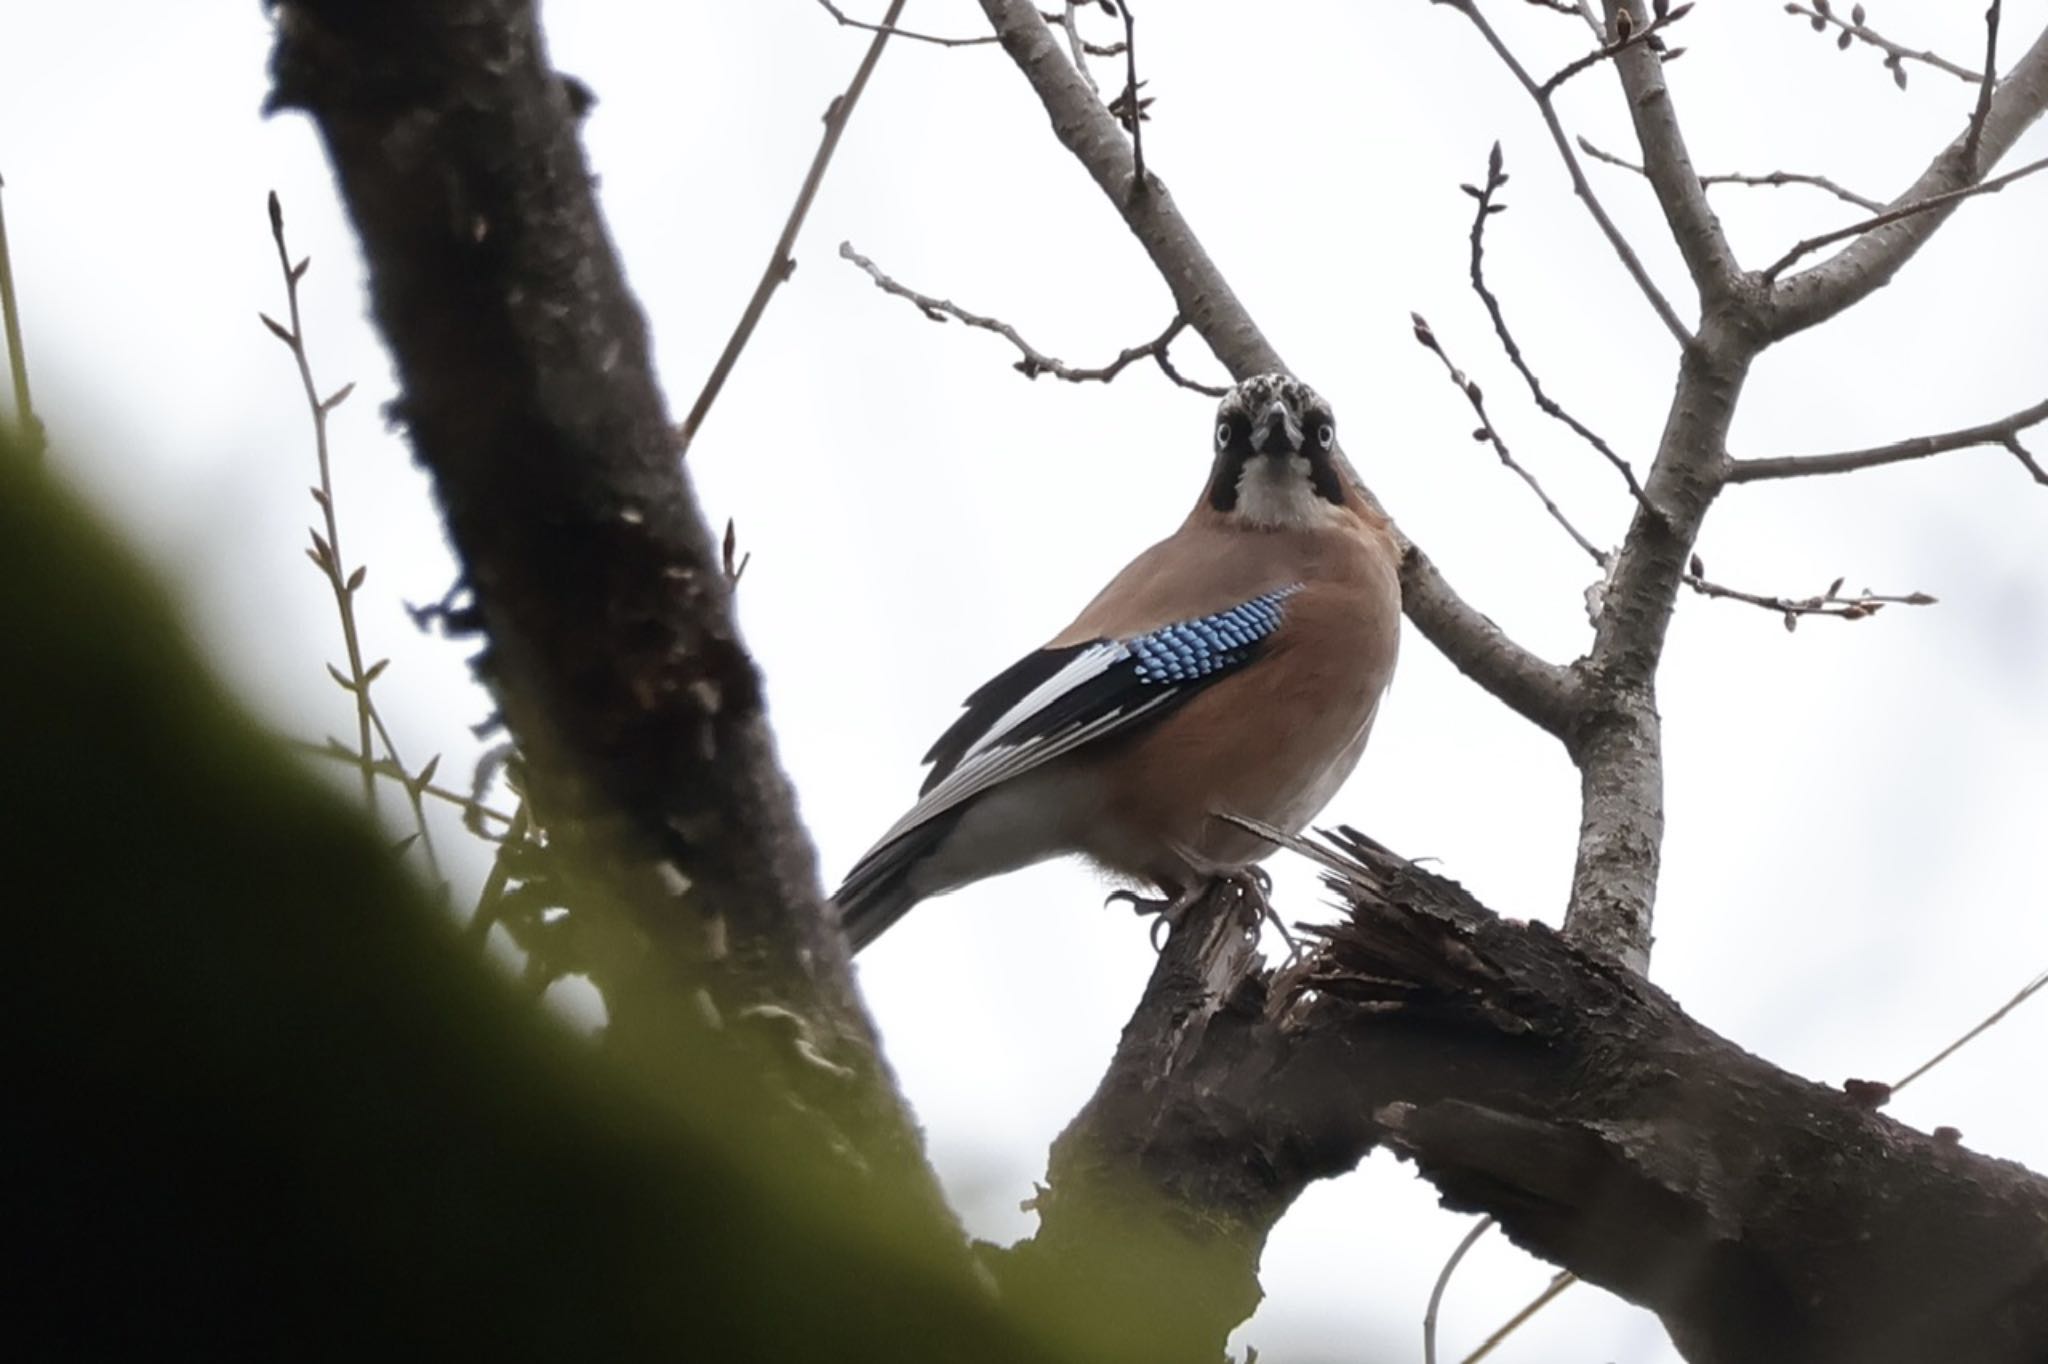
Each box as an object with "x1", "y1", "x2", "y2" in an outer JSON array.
[
  {"x1": 1023, "y1": 831, "x2": 2048, "y2": 1364},
  {"x1": 265, "y1": 0, "x2": 951, "y2": 1234}
]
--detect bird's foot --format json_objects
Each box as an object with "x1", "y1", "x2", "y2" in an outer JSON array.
[{"x1": 1109, "y1": 866, "x2": 1295, "y2": 955}]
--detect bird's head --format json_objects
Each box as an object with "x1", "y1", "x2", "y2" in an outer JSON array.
[{"x1": 1205, "y1": 373, "x2": 1348, "y2": 528}]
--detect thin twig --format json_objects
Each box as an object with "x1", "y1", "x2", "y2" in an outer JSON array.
[
  {"x1": 1964, "y1": 1, "x2": 2004, "y2": 169},
  {"x1": 1061, "y1": 2, "x2": 1100, "y2": 97},
  {"x1": 1107, "y1": 0, "x2": 1149, "y2": 196},
  {"x1": 1458, "y1": 1272, "x2": 1578, "y2": 1364},
  {"x1": 262, "y1": 193, "x2": 377, "y2": 813},
  {"x1": 1892, "y1": 967, "x2": 2048, "y2": 1093},
  {"x1": 0, "y1": 171, "x2": 45, "y2": 466},
  {"x1": 1411, "y1": 311, "x2": 1607, "y2": 566},
  {"x1": 1683, "y1": 567, "x2": 1934, "y2": 629},
  {"x1": 1725, "y1": 395, "x2": 2048, "y2": 483},
  {"x1": 1424, "y1": 1217, "x2": 1494, "y2": 1364},
  {"x1": 262, "y1": 195, "x2": 448, "y2": 894},
  {"x1": 1578, "y1": 135, "x2": 1883, "y2": 211},
  {"x1": 677, "y1": 1, "x2": 905, "y2": 455},
  {"x1": 841, "y1": 241, "x2": 1226, "y2": 394},
  {"x1": 813, "y1": 0, "x2": 996, "y2": 47},
  {"x1": 810, "y1": 3, "x2": 1123, "y2": 54},
  {"x1": 1440, "y1": 0, "x2": 1692, "y2": 345},
  {"x1": 291, "y1": 737, "x2": 520, "y2": 830},
  {"x1": 1761, "y1": 151, "x2": 2048, "y2": 281},
  {"x1": 1464, "y1": 143, "x2": 1651, "y2": 509},
  {"x1": 467, "y1": 802, "x2": 532, "y2": 945},
  {"x1": 1539, "y1": 0, "x2": 1691, "y2": 97},
  {"x1": 1784, "y1": 1, "x2": 1985, "y2": 87}
]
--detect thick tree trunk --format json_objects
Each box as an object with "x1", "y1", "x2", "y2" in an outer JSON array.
[{"x1": 1014, "y1": 829, "x2": 2048, "y2": 1364}]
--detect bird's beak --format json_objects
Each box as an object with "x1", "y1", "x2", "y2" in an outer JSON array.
[{"x1": 1250, "y1": 398, "x2": 1303, "y2": 455}]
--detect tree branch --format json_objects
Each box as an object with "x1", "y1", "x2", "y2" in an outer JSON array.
[
  {"x1": 1783, "y1": 0, "x2": 1987, "y2": 87},
  {"x1": 1767, "y1": 18, "x2": 2048, "y2": 338},
  {"x1": 839, "y1": 241, "x2": 1225, "y2": 394},
  {"x1": 1760, "y1": 151, "x2": 2048, "y2": 282},
  {"x1": 267, "y1": 0, "x2": 957, "y2": 1240},
  {"x1": 677, "y1": 1, "x2": 903, "y2": 454},
  {"x1": 1409, "y1": 309, "x2": 1607, "y2": 566},
  {"x1": 1598, "y1": 0, "x2": 1745, "y2": 300},
  {"x1": 1018, "y1": 826, "x2": 2048, "y2": 1364},
  {"x1": 1725, "y1": 395, "x2": 2048, "y2": 484},
  {"x1": 1577, "y1": 134, "x2": 1884, "y2": 212},
  {"x1": 1461, "y1": 143, "x2": 1651, "y2": 505},
  {"x1": 1440, "y1": 0, "x2": 1694, "y2": 345}
]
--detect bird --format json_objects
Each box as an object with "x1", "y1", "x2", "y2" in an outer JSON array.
[{"x1": 832, "y1": 372, "x2": 1402, "y2": 954}]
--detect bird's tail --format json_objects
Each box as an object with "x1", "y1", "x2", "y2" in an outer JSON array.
[{"x1": 831, "y1": 816, "x2": 958, "y2": 954}]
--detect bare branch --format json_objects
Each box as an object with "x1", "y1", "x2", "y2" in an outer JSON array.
[
  {"x1": 677, "y1": 2, "x2": 903, "y2": 455},
  {"x1": 1768, "y1": 20, "x2": 2048, "y2": 337},
  {"x1": 1440, "y1": 1, "x2": 1694, "y2": 344},
  {"x1": 1463, "y1": 144, "x2": 1651, "y2": 507},
  {"x1": 809, "y1": 1, "x2": 1126, "y2": 55},
  {"x1": 1059, "y1": 2, "x2": 1100, "y2": 96},
  {"x1": 1539, "y1": 0, "x2": 1690, "y2": 97},
  {"x1": 1409, "y1": 310, "x2": 1606, "y2": 566},
  {"x1": 1106, "y1": 2, "x2": 1149, "y2": 195},
  {"x1": 1399, "y1": 539, "x2": 1583, "y2": 737},
  {"x1": 1783, "y1": 1, "x2": 1986, "y2": 87},
  {"x1": 263, "y1": 193, "x2": 379, "y2": 816},
  {"x1": 840, "y1": 241, "x2": 1225, "y2": 394},
  {"x1": 811, "y1": 0, "x2": 996, "y2": 47},
  {"x1": 1596, "y1": 0, "x2": 1745, "y2": 299},
  {"x1": 1725, "y1": 395, "x2": 2048, "y2": 483},
  {"x1": 1578, "y1": 134, "x2": 1884, "y2": 211},
  {"x1": 1892, "y1": 966, "x2": 2048, "y2": 1093},
  {"x1": 1683, "y1": 569, "x2": 1935, "y2": 628},
  {"x1": 1424, "y1": 1217, "x2": 1495, "y2": 1364},
  {"x1": 1760, "y1": 151, "x2": 2048, "y2": 282},
  {"x1": 1964, "y1": 0, "x2": 2004, "y2": 169},
  {"x1": 1459, "y1": 1273, "x2": 1577, "y2": 1364}
]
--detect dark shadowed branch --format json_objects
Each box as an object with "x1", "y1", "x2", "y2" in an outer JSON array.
[
  {"x1": 267, "y1": 0, "x2": 962, "y2": 1251},
  {"x1": 1006, "y1": 825, "x2": 2048, "y2": 1364}
]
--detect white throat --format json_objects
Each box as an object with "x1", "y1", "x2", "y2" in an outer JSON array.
[{"x1": 1234, "y1": 454, "x2": 1344, "y2": 529}]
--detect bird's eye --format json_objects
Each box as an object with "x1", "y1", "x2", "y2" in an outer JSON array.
[
  {"x1": 1216, "y1": 422, "x2": 1232, "y2": 448},
  {"x1": 1317, "y1": 423, "x2": 1335, "y2": 448}
]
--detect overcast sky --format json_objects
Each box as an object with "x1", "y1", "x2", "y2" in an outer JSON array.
[{"x1": 5, "y1": 2, "x2": 2046, "y2": 1360}]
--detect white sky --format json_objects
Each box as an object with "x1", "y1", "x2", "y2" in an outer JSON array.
[{"x1": 4, "y1": 2, "x2": 2046, "y2": 1360}]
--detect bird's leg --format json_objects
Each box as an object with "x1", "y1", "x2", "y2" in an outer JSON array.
[
  {"x1": 1217, "y1": 865, "x2": 1305, "y2": 961},
  {"x1": 1109, "y1": 865, "x2": 1296, "y2": 955}
]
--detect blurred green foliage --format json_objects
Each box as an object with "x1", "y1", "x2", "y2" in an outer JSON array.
[{"x1": 2, "y1": 434, "x2": 1081, "y2": 1362}]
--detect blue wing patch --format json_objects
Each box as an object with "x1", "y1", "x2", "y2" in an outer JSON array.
[
  {"x1": 1128, "y1": 590, "x2": 1294, "y2": 684},
  {"x1": 900, "y1": 584, "x2": 1302, "y2": 820}
]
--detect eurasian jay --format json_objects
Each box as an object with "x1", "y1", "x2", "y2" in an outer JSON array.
[{"x1": 834, "y1": 372, "x2": 1403, "y2": 953}]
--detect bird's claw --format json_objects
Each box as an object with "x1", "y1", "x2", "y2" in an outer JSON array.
[{"x1": 1109, "y1": 867, "x2": 1290, "y2": 954}]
